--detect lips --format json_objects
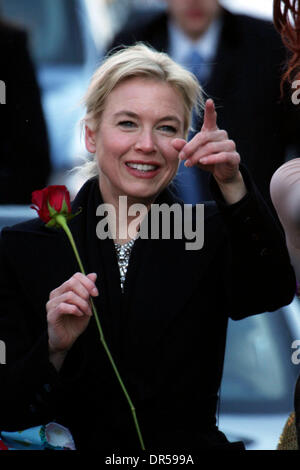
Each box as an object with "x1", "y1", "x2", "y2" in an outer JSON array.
[
  {"x1": 126, "y1": 162, "x2": 158, "y2": 171},
  {"x1": 125, "y1": 161, "x2": 161, "y2": 178}
]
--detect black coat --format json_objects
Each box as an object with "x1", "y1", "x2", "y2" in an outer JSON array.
[
  {"x1": 109, "y1": 8, "x2": 300, "y2": 207},
  {"x1": 0, "y1": 20, "x2": 51, "y2": 204},
  {"x1": 0, "y1": 169, "x2": 296, "y2": 451}
]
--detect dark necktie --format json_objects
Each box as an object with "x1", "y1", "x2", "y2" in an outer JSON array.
[
  {"x1": 186, "y1": 49, "x2": 206, "y2": 83},
  {"x1": 174, "y1": 50, "x2": 211, "y2": 204}
]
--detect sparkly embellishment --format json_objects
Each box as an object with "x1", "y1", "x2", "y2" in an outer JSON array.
[{"x1": 114, "y1": 238, "x2": 136, "y2": 292}]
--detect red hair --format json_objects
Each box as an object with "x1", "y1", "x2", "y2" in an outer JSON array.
[{"x1": 274, "y1": 0, "x2": 300, "y2": 86}]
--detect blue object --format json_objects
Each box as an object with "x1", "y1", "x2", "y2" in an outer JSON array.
[{"x1": 0, "y1": 422, "x2": 76, "y2": 451}]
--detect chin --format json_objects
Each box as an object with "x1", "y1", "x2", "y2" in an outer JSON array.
[
  {"x1": 125, "y1": 190, "x2": 158, "y2": 203},
  {"x1": 121, "y1": 185, "x2": 161, "y2": 202}
]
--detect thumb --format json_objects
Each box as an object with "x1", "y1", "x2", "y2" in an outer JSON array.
[{"x1": 171, "y1": 138, "x2": 187, "y2": 152}]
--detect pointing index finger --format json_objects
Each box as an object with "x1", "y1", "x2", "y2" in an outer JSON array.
[{"x1": 202, "y1": 99, "x2": 218, "y2": 132}]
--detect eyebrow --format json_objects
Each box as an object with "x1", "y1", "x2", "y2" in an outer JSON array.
[{"x1": 113, "y1": 110, "x2": 182, "y2": 125}]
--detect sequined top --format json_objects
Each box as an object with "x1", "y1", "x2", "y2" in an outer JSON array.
[{"x1": 114, "y1": 238, "x2": 136, "y2": 292}]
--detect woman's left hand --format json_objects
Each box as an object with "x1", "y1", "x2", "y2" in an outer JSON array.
[{"x1": 172, "y1": 98, "x2": 247, "y2": 203}]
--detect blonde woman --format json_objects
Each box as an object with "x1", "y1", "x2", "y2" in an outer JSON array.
[{"x1": 0, "y1": 44, "x2": 295, "y2": 452}]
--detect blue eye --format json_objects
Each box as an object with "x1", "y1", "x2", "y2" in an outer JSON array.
[
  {"x1": 118, "y1": 121, "x2": 136, "y2": 128},
  {"x1": 159, "y1": 125, "x2": 177, "y2": 133}
]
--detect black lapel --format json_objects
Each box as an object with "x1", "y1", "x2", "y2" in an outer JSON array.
[
  {"x1": 69, "y1": 178, "x2": 123, "y2": 357},
  {"x1": 203, "y1": 9, "x2": 242, "y2": 115},
  {"x1": 120, "y1": 192, "x2": 224, "y2": 350},
  {"x1": 149, "y1": 12, "x2": 169, "y2": 53}
]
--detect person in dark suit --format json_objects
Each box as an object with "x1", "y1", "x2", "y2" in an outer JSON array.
[
  {"x1": 108, "y1": 0, "x2": 300, "y2": 207},
  {"x1": 0, "y1": 44, "x2": 296, "y2": 452},
  {"x1": 0, "y1": 19, "x2": 51, "y2": 204}
]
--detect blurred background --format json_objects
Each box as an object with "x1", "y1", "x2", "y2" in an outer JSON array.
[
  {"x1": 0, "y1": 0, "x2": 275, "y2": 197},
  {"x1": 1, "y1": 0, "x2": 300, "y2": 450}
]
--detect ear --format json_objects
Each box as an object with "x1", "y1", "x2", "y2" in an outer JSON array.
[{"x1": 85, "y1": 124, "x2": 97, "y2": 153}]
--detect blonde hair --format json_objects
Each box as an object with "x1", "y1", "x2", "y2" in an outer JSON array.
[{"x1": 77, "y1": 43, "x2": 205, "y2": 179}]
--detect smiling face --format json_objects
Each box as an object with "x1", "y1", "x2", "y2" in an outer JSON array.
[{"x1": 85, "y1": 77, "x2": 185, "y2": 207}]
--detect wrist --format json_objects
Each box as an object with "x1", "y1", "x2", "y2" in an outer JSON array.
[
  {"x1": 48, "y1": 342, "x2": 68, "y2": 371},
  {"x1": 215, "y1": 171, "x2": 247, "y2": 205}
]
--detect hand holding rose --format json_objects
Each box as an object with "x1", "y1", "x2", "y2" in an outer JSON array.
[{"x1": 46, "y1": 272, "x2": 99, "y2": 369}]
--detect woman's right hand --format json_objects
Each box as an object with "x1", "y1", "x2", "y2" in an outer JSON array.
[{"x1": 46, "y1": 272, "x2": 99, "y2": 369}]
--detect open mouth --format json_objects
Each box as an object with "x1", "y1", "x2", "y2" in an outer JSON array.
[
  {"x1": 126, "y1": 162, "x2": 159, "y2": 172},
  {"x1": 126, "y1": 162, "x2": 159, "y2": 174},
  {"x1": 125, "y1": 161, "x2": 161, "y2": 179}
]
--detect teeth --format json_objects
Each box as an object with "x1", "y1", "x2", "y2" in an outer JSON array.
[{"x1": 127, "y1": 163, "x2": 158, "y2": 171}]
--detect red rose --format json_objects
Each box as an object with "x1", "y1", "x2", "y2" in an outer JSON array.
[
  {"x1": 0, "y1": 438, "x2": 8, "y2": 450},
  {"x1": 31, "y1": 186, "x2": 72, "y2": 224}
]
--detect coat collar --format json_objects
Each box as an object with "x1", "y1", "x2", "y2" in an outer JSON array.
[
  {"x1": 67, "y1": 179, "x2": 224, "y2": 352},
  {"x1": 11, "y1": 178, "x2": 223, "y2": 356},
  {"x1": 203, "y1": 9, "x2": 242, "y2": 105}
]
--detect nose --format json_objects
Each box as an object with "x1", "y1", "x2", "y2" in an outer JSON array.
[{"x1": 134, "y1": 129, "x2": 156, "y2": 153}]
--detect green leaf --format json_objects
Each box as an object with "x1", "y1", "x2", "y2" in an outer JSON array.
[
  {"x1": 61, "y1": 197, "x2": 70, "y2": 215},
  {"x1": 47, "y1": 200, "x2": 57, "y2": 218},
  {"x1": 66, "y1": 206, "x2": 82, "y2": 222},
  {"x1": 46, "y1": 218, "x2": 57, "y2": 228}
]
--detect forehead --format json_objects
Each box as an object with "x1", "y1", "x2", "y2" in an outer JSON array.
[{"x1": 103, "y1": 77, "x2": 185, "y2": 118}]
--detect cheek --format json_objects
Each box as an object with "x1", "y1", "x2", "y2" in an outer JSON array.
[{"x1": 97, "y1": 133, "x2": 132, "y2": 163}]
